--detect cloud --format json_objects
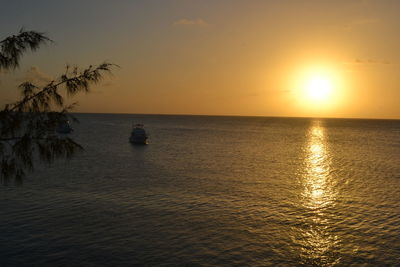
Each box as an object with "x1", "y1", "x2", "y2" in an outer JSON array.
[
  {"x1": 352, "y1": 18, "x2": 380, "y2": 26},
  {"x1": 173, "y1": 18, "x2": 208, "y2": 26},
  {"x1": 344, "y1": 17, "x2": 380, "y2": 30},
  {"x1": 343, "y1": 59, "x2": 392, "y2": 65},
  {"x1": 16, "y1": 66, "x2": 53, "y2": 85}
]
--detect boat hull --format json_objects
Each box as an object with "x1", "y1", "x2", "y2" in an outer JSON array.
[
  {"x1": 129, "y1": 135, "x2": 148, "y2": 145},
  {"x1": 129, "y1": 124, "x2": 148, "y2": 144}
]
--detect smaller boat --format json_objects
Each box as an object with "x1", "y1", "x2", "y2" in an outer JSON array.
[
  {"x1": 56, "y1": 120, "x2": 73, "y2": 134},
  {"x1": 129, "y1": 124, "x2": 148, "y2": 144}
]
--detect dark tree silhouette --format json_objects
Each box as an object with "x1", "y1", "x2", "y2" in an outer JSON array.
[{"x1": 0, "y1": 30, "x2": 116, "y2": 184}]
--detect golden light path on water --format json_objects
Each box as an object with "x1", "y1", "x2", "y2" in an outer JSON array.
[
  {"x1": 299, "y1": 120, "x2": 339, "y2": 266},
  {"x1": 303, "y1": 122, "x2": 334, "y2": 209}
]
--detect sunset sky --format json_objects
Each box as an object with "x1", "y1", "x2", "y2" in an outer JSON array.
[{"x1": 1, "y1": 0, "x2": 399, "y2": 119}]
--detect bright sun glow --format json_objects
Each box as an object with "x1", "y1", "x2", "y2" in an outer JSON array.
[
  {"x1": 290, "y1": 65, "x2": 345, "y2": 114},
  {"x1": 305, "y1": 76, "x2": 332, "y2": 101},
  {"x1": 291, "y1": 65, "x2": 343, "y2": 113}
]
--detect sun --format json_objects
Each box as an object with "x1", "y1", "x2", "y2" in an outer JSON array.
[
  {"x1": 305, "y1": 76, "x2": 332, "y2": 102},
  {"x1": 289, "y1": 64, "x2": 345, "y2": 114}
]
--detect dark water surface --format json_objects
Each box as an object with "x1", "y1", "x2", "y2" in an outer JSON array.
[{"x1": 1, "y1": 114, "x2": 399, "y2": 266}]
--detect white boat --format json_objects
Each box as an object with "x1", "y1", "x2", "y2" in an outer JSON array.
[
  {"x1": 129, "y1": 124, "x2": 148, "y2": 144},
  {"x1": 56, "y1": 120, "x2": 73, "y2": 134}
]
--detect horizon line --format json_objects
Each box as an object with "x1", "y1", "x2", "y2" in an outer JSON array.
[{"x1": 72, "y1": 111, "x2": 400, "y2": 121}]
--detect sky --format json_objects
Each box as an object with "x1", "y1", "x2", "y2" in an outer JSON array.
[{"x1": 1, "y1": 0, "x2": 399, "y2": 119}]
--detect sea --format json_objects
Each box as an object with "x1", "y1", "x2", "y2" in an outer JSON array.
[{"x1": 1, "y1": 114, "x2": 399, "y2": 266}]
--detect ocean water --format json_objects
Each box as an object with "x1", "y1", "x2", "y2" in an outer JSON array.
[{"x1": 1, "y1": 114, "x2": 399, "y2": 266}]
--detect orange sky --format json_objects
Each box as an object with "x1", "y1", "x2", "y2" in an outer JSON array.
[{"x1": 1, "y1": 0, "x2": 400, "y2": 119}]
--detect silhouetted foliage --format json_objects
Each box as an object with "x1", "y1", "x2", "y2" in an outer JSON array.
[
  {"x1": 0, "y1": 29, "x2": 51, "y2": 70},
  {"x1": 0, "y1": 30, "x2": 116, "y2": 184}
]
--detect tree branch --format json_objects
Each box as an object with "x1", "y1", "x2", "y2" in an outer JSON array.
[
  {"x1": 0, "y1": 29, "x2": 52, "y2": 70},
  {"x1": 0, "y1": 30, "x2": 116, "y2": 183},
  {"x1": 9, "y1": 63, "x2": 115, "y2": 112}
]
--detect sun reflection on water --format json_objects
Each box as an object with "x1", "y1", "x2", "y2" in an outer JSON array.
[
  {"x1": 298, "y1": 120, "x2": 339, "y2": 266},
  {"x1": 303, "y1": 123, "x2": 335, "y2": 209}
]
